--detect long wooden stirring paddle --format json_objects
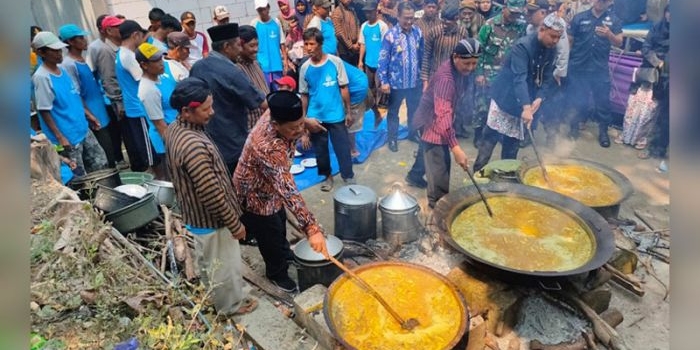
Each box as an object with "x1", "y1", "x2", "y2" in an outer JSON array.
[
  {"x1": 327, "y1": 255, "x2": 420, "y2": 331},
  {"x1": 527, "y1": 127, "x2": 553, "y2": 188},
  {"x1": 466, "y1": 167, "x2": 494, "y2": 217}
]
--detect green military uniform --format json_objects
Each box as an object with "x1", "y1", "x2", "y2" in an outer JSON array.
[{"x1": 472, "y1": 0, "x2": 527, "y2": 138}]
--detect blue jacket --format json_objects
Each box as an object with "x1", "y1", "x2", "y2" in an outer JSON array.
[{"x1": 490, "y1": 33, "x2": 557, "y2": 117}]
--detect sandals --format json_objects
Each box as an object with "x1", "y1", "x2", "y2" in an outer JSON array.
[
  {"x1": 232, "y1": 297, "x2": 258, "y2": 316},
  {"x1": 320, "y1": 176, "x2": 334, "y2": 192}
]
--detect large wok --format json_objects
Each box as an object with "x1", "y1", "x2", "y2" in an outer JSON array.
[
  {"x1": 432, "y1": 182, "x2": 615, "y2": 279},
  {"x1": 518, "y1": 158, "x2": 634, "y2": 218}
]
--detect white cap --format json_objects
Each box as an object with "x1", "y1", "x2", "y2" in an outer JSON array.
[
  {"x1": 255, "y1": 0, "x2": 270, "y2": 9},
  {"x1": 213, "y1": 5, "x2": 230, "y2": 20},
  {"x1": 32, "y1": 31, "x2": 68, "y2": 50}
]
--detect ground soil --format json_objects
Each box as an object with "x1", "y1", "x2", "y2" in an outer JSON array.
[{"x1": 264, "y1": 121, "x2": 671, "y2": 349}]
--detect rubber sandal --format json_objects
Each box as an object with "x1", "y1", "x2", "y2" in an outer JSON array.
[
  {"x1": 320, "y1": 177, "x2": 334, "y2": 192},
  {"x1": 232, "y1": 297, "x2": 258, "y2": 316},
  {"x1": 351, "y1": 150, "x2": 360, "y2": 158},
  {"x1": 637, "y1": 150, "x2": 650, "y2": 159}
]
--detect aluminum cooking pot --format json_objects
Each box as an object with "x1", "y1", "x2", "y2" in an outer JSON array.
[
  {"x1": 144, "y1": 180, "x2": 176, "y2": 207},
  {"x1": 293, "y1": 235, "x2": 344, "y2": 263},
  {"x1": 378, "y1": 183, "x2": 423, "y2": 247},
  {"x1": 293, "y1": 235, "x2": 344, "y2": 292},
  {"x1": 432, "y1": 182, "x2": 615, "y2": 279},
  {"x1": 69, "y1": 168, "x2": 121, "y2": 199}
]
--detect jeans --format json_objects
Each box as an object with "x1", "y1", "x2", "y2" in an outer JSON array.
[
  {"x1": 387, "y1": 87, "x2": 421, "y2": 141},
  {"x1": 310, "y1": 120, "x2": 354, "y2": 180},
  {"x1": 65, "y1": 131, "x2": 108, "y2": 176},
  {"x1": 241, "y1": 209, "x2": 291, "y2": 281},
  {"x1": 423, "y1": 142, "x2": 452, "y2": 208},
  {"x1": 565, "y1": 71, "x2": 613, "y2": 129},
  {"x1": 473, "y1": 125, "x2": 520, "y2": 173}
]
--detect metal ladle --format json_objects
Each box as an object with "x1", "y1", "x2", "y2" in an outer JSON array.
[
  {"x1": 465, "y1": 167, "x2": 494, "y2": 217},
  {"x1": 527, "y1": 127, "x2": 553, "y2": 188},
  {"x1": 327, "y1": 255, "x2": 420, "y2": 331}
]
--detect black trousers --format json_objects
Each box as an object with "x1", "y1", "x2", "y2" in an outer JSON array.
[
  {"x1": 423, "y1": 142, "x2": 452, "y2": 208},
  {"x1": 92, "y1": 126, "x2": 116, "y2": 168},
  {"x1": 473, "y1": 125, "x2": 520, "y2": 173},
  {"x1": 310, "y1": 121, "x2": 354, "y2": 180},
  {"x1": 565, "y1": 71, "x2": 613, "y2": 129},
  {"x1": 241, "y1": 209, "x2": 292, "y2": 281},
  {"x1": 106, "y1": 104, "x2": 125, "y2": 162}
]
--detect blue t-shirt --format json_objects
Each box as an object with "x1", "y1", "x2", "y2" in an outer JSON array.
[
  {"x1": 73, "y1": 60, "x2": 111, "y2": 128},
  {"x1": 309, "y1": 16, "x2": 338, "y2": 55},
  {"x1": 32, "y1": 65, "x2": 88, "y2": 146},
  {"x1": 115, "y1": 47, "x2": 146, "y2": 118},
  {"x1": 146, "y1": 63, "x2": 179, "y2": 154},
  {"x1": 344, "y1": 62, "x2": 369, "y2": 105},
  {"x1": 299, "y1": 55, "x2": 349, "y2": 123},
  {"x1": 361, "y1": 21, "x2": 387, "y2": 68},
  {"x1": 252, "y1": 18, "x2": 284, "y2": 73}
]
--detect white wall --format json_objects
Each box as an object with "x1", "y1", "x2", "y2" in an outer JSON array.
[{"x1": 107, "y1": 0, "x2": 281, "y2": 40}]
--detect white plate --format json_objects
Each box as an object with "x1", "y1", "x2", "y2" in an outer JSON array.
[
  {"x1": 114, "y1": 184, "x2": 148, "y2": 198},
  {"x1": 300, "y1": 158, "x2": 317, "y2": 168},
  {"x1": 294, "y1": 150, "x2": 303, "y2": 157},
  {"x1": 290, "y1": 164, "x2": 305, "y2": 175}
]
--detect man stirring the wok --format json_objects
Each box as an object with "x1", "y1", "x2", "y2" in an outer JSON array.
[
  {"x1": 233, "y1": 91, "x2": 329, "y2": 293},
  {"x1": 473, "y1": 13, "x2": 566, "y2": 173}
]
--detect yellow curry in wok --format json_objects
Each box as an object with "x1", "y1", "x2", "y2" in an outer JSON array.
[
  {"x1": 451, "y1": 196, "x2": 594, "y2": 272},
  {"x1": 522, "y1": 164, "x2": 623, "y2": 207},
  {"x1": 327, "y1": 264, "x2": 465, "y2": 350}
]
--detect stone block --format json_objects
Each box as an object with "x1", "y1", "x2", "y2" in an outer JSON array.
[
  {"x1": 293, "y1": 284, "x2": 340, "y2": 350},
  {"x1": 234, "y1": 297, "x2": 318, "y2": 350}
]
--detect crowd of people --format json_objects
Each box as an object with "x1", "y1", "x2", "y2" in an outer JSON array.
[{"x1": 30, "y1": 0, "x2": 670, "y2": 316}]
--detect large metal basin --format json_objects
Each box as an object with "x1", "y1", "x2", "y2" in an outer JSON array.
[{"x1": 432, "y1": 182, "x2": 615, "y2": 279}]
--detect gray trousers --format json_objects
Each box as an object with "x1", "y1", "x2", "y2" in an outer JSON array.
[
  {"x1": 65, "y1": 131, "x2": 108, "y2": 176},
  {"x1": 192, "y1": 227, "x2": 250, "y2": 316},
  {"x1": 423, "y1": 143, "x2": 451, "y2": 208}
]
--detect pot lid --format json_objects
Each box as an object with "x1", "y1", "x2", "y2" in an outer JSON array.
[
  {"x1": 333, "y1": 185, "x2": 377, "y2": 205},
  {"x1": 379, "y1": 183, "x2": 418, "y2": 210},
  {"x1": 293, "y1": 235, "x2": 343, "y2": 261}
]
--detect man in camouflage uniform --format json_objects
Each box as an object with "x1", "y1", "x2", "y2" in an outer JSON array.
[{"x1": 472, "y1": 0, "x2": 526, "y2": 146}]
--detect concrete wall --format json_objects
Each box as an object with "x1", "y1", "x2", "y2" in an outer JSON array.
[
  {"x1": 30, "y1": 0, "x2": 105, "y2": 41},
  {"x1": 107, "y1": 0, "x2": 281, "y2": 40}
]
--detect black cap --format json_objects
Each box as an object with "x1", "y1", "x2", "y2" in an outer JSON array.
[
  {"x1": 267, "y1": 91, "x2": 303, "y2": 122},
  {"x1": 119, "y1": 20, "x2": 147, "y2": 40},
  {"x1": 441, "y1": 2, "x2": 460, "y2": 20},
  {"x1": 527, "y1": 0, "x2": 552, "y2": 11},
  {"x1": 170, "y1": 77, "x2": 211, "y2": 112},
  {"x1": 363, "y1": 0, "x2": 379, "y2": 11},
  {"x1": 207, "y1": 23, "x2": 239, "y2": 42},
  {"x1": 238, "y1": 25, "x2": 257, "y2": 43}
]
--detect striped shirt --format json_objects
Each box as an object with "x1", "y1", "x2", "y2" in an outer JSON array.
[
  {"x1": 233, "y1": 113, "x2": 323, "y2": 238},
  {"x1": 237, "y1": 59, "x2": 270, "y2": 130},
  {"x1": 421, "y1": 24, "x2": 469, "y2": 82},
  {"x1": 415, "y1": 15, "x2": 440, "y2": 38},
  {"x1": 165, "y1": 117, "x2": 243, "y2": 233},
  {"x1": 414, "y1": 60, "x2": 470, "y2": 148},
  {"x1": 331, "y1": 2, "x2": 360, "y2": 52}
]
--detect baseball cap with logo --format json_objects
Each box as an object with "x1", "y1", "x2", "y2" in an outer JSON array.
[
  {"x1": 255, "y1": 0, "x2": 270, "y2": 9},
  {"x1": 119, "y1": 20, "x2": 148, "y2": 40},
  {"x1": 505, "y1": 0, "x2": 527, "y2": 13},
  {"x1": 32, "y1": 31, "x2": 69, "y2": 50},
  {"x1": 167, "y1": 31, "x2": 192, "y2": 48},
  {"x1": 313, "y1": 0, "x2": 333, "y2": 9},
  {"x1": 213, "y1": 5, "x2": 231, "y2": 20},
  {"x1": 58, "y1": 24, "x2": 89, "y2": 41},
  {"x1": 101, "y1": 15, "x2": 125, "y2": 29},
  {"x1": 181, "y1": 11, "x2": 197, "y2": 24},
  {"x1": 135, "y1": 42, "x2": 164, "y2": 62}
]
